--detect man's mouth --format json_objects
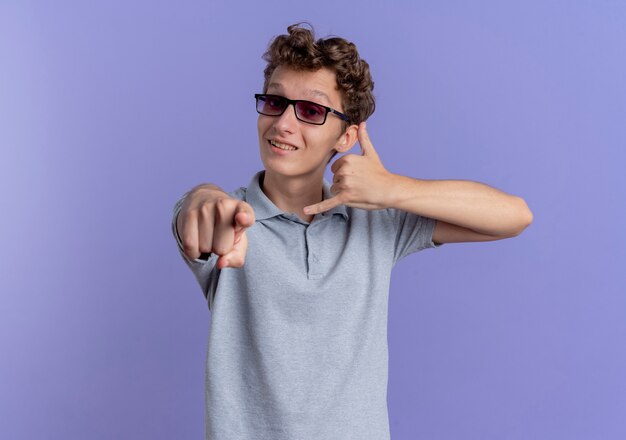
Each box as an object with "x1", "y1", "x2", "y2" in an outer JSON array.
[{"x1": 269, "y1": 139, "x2": 298, "y2": 151}]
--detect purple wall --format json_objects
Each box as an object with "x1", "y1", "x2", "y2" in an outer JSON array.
[{"x1": 1, "y1": 1, "x2": 624, "y2": 439}]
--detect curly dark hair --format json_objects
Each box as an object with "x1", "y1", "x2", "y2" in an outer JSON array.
[{"x1": 262, "y1": 23, "x2": 375, "y2": 129}]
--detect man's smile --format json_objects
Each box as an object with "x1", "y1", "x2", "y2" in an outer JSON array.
[{"x1": 268, "y1": 139, "x2": 298, "y2": 151}]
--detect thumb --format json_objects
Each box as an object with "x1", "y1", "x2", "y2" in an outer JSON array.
[
  {"x1": 218, "y1": 230, "x2": 248, "y2": 269},
  {"x1": 358, "y1": 121, "x2": 376, "y2": 158}
]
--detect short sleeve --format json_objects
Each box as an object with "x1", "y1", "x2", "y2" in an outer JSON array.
[{"x1": 388, "y1": 208, "x2": 442, "y2": 263}]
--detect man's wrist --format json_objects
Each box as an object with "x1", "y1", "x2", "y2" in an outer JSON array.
[{"x1": 383, "y1": 173, "x2": 407, "y2": 210}]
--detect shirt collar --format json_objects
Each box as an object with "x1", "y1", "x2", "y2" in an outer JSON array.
[{"x1": 244, "y1": 171, "x2": 349, "y2": 222}]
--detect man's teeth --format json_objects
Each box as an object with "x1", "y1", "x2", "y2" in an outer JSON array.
[{"x1": 270, "y1": 140, "x2": 297, "y2": 151}]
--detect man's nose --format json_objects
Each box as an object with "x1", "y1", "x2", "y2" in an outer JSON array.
[{"x1": 272, "y1": 103, "x2": 299, "y2": 133}]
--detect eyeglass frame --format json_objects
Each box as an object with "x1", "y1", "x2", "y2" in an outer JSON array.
[{"x1": 254, "y1": 93, "x2": 351, "y2": 125}]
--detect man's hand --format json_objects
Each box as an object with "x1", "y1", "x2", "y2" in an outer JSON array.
[
  {"x1": 176, "y1": 184, "x2": 255, "y2": 269},
  {"x1": 304, "y1": 122, "x2": 396, "y2": 215}
]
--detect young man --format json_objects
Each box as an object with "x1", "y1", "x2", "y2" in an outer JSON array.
[{"x1": 173, "y1": 24, "x2": 532, "y2": 440}]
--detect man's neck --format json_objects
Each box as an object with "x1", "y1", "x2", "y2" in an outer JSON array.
[{"x1": 261, "y1": 170, "x2": 325, "y2": 222}]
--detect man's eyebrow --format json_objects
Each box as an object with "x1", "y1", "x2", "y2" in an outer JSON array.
[
  {"x1": 266, "y1": 82, "x2": 283, "y2": 92},
  {"x1": 306, "y1": 89, "x2": 332, "y2": 105}
]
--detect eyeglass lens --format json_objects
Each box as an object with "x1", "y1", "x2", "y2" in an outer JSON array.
[{"x1": 257, "y1": 95, "x2": 327, "y2": 124}]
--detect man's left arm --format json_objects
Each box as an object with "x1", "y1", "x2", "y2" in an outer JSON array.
[
  {"x1": 304, "y1": 122, "x2": 533, "y2": 244},
  {"x1": 383, "y1": 176, "x2": 533, "y2": 244}
]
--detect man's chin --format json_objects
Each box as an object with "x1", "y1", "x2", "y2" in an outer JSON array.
[{"x1": 262, "y1": 164, "x2": 325, "y2": 181}]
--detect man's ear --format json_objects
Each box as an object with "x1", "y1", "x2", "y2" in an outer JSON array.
[{"x1": 334, "y1": 124, "x2": 359, "y2": 153}]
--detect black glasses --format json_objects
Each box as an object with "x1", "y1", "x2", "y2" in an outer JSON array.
[{"x1": 255, "y1": 94, "x2": 350, "y2": 125}]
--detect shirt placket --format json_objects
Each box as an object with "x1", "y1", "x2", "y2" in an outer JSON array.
[{"x1": 305, "y1": 217, "x2": 327, "y2": 280}]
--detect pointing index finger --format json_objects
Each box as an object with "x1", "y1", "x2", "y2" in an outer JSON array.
[{"x1": 234, "y1": 203, "x2": 255, "y2": 229}]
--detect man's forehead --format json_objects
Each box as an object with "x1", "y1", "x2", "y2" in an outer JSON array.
[{"x1": 266, "y1": 81, "x2": 337, "y2": 105}]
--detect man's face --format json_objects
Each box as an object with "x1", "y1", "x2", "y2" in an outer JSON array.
[{"x1": 257, "y1": 66, "x2": 355, "y2": 180}]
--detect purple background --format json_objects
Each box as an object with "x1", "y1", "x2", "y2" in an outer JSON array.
[{"x1": 1, "y1": 1, "x2": 625, "y2": 439}]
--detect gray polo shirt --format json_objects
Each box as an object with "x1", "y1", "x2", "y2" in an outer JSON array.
[{"x1": 173, "y1": 171, "x2": 441, "y2": 440}]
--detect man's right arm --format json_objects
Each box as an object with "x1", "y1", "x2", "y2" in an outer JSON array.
[{"x1": 174, "y1": 183, "x2": 255, "y2": 269}]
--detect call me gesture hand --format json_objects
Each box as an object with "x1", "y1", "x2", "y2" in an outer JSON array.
[{"x1": 304, "y1": 122, "x2": 396, "y2": 215}]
